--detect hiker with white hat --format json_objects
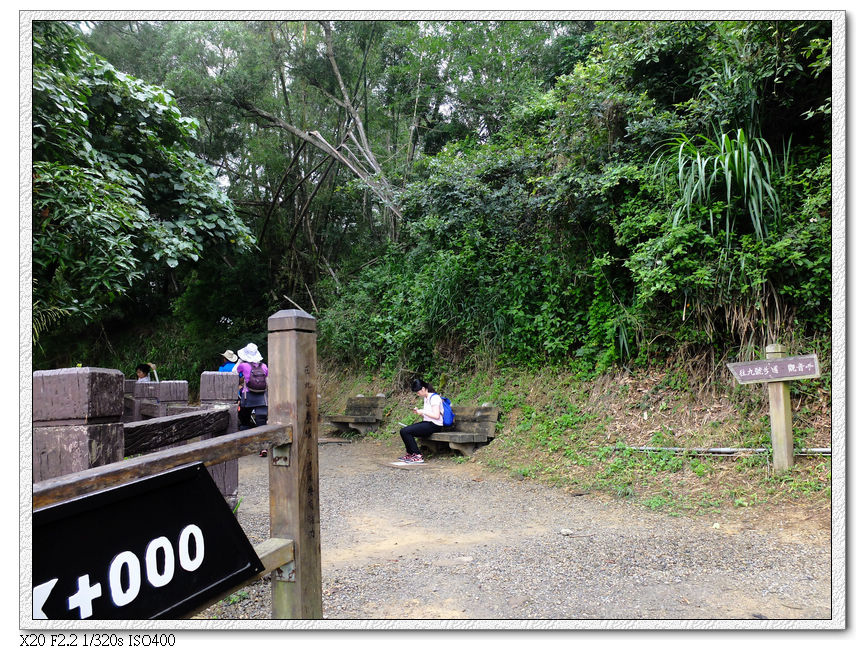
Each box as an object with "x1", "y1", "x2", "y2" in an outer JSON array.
[
  {"x1": 236, "y1": 343, "x2": 268, "y2": 431},
  {"x1": 218, "y1": 349, "x2": 239, "y2": 373}
]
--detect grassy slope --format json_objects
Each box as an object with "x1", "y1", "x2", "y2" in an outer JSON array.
[
  {"x1": 318, "y1": 361, "x2": 831, "y2": 519},
  {"x1": 37, "y1": 315, "x2": 831, "y2": 519}
]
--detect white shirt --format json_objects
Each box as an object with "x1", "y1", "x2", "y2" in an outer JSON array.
[{"x1": 422, "y1": 392, "x2": 444, "y2": 426}]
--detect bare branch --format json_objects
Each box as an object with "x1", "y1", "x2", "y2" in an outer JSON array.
[
  {"x1": 319, "y1": 21, "x2": 374, "y2": 158},
  {"x1": 232, "y1": 27, "x2": 403, "y2": 221},
  {"x1": 258, "y1": 141, "x2": 307, "y2": 240}
]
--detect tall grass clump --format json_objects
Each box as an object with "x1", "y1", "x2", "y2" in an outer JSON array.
[{"x1": 654, "y1": 128, "x2": 787, "y2": 245}]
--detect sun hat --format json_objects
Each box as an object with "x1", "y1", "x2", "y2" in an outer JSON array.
[
  {"x1": 237, "y1": 343, "x2": 263, "y2": 363},
  {"x1": 221, "y1": 350, "x2": 238, "y2": 363}
]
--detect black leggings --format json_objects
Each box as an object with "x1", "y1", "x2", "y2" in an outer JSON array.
[
  {"x1": 239, "y1": 406, "x2": 267, "y2": 429},
  {"x1": 400, "y1": 421, "x2": 443, "y2": 455}
]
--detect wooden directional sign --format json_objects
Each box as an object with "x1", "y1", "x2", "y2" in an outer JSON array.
[
  {"x1": 726, "y1": 347, "x2": 821, "y2": 474},
  {"x1": 32, "y1": 463, "x2": 264, "y2": 620},
  {"x1": 726, "y1": 353, "x2": 820, "y2": 385}
]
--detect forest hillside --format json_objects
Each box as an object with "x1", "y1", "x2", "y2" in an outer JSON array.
[{"x1": 30, "y1": 19, "x2": 833, "y2": 511}]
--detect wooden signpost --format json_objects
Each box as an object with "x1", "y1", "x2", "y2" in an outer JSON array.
[
  {"x1": 726, "y1": 344, "x2": 821, "y2": 473},
  {"x1": 267, "y1": 309, "x2": 323, "y2": 619}
]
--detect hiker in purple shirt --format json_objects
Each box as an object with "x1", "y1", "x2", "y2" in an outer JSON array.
[{"x1": 236, "y1": 342, "x2": 268, "y2": 430}]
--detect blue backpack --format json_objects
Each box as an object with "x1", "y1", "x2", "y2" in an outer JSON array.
[{"x1": 433, "y1": 393, "x2": 455, "y2": 426}]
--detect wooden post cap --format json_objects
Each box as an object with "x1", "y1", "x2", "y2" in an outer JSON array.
[
  {"x1": 33, "y1": 367, "x2": 124, "y2": 423},
  {"x1": 766, "y1": 344, "x2": 788, "y2": 357},
  {"x1": 268, "y1": 309, "x2": 316, "y2": 333},
  {"x1": 156, "y1": 380, "x2": 189, "y2": 403},
  {"x1": 200, "y1": 371, "x2": 240, "y2": 401}
]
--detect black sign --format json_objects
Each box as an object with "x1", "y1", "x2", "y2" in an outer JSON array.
[
  {"x1": 33, "y1": 463, "x2": 264, "y2": 620},
  {"x1": 726, "y1": 353, "x2": 820, "y2": 385}
]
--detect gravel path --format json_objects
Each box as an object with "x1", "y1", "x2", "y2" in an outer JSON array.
[{"x1": 200, "y1": 438, "x2": 831, "y2": 621}]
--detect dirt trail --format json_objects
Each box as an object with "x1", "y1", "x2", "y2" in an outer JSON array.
[{"x1": 226, "y1": 438, "x2": 832, "y2": 621}]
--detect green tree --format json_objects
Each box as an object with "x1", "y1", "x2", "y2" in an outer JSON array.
[
  {"x1": 320, "y1": 19, "x2": 832, "y2": 370},
  {"x1": 32, "y1": 21, "x2": 252, "y2": 333},
  {"x1": 53, "y1": 19, "x2": 831, "y2": 375}
]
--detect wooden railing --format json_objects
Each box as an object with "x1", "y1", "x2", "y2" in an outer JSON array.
[
  {"x1": 33, "y1": 424, "x2": 290, "y2": 509},
  {"x1": 123, "y1": 407, "x2": 231, "y2": 456},
  {"x1": 32, "y1": 424, "x2": 295, "y2": 617},
  {"x1": 30, "y1": 309, "x2": 323, "y2": 620}
]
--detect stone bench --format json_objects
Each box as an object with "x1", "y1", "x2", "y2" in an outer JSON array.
[
  {"x1": 323, "y1": 394, "x2": 385, "y2": 435},
  {"x1": 421, "y1": 404, "x2": 499, "y2": 456}
]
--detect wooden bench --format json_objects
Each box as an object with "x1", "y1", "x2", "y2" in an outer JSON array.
[
  {"x1": 421, "y1": 404, "x2": 499, "y2": 456},
  {"x1": 323, "y1": 394, "x2": 385, "y2": 435}
]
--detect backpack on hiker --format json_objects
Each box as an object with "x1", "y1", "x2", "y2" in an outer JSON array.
[
  {"x1": 246, "y1": 362, "x2": 268, "y2": 393},
  {"x1": 432, "y1": 392, "x2": 455, "y2": 426}
]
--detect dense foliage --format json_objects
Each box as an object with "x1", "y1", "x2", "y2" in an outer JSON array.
[
  {"x1": 33, "y1": 19, "x2": 832, "y2": 382},
  {"x1": 32, "y1": 22, "x2": 252, "y2": 342},
  {"x1": 318, "y1": 20, "x2": 832, "y2": 374}
]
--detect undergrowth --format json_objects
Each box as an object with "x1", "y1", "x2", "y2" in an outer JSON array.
[
  {"x1": 319, "y1": 360, "x2": 831, "y2": 517},
  {"x1": 33, "y1": 318, "x2": 832, "y2": 519}
]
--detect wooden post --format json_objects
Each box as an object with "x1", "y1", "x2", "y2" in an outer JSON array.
[
  {"x1": 765, "y1": 344, "x2": 795, "y2": 473},
  {"x1": 155, "y1": 381, "x2": 189, "y2": 417},
  {"x1": 200, "y1": 371, "x2": 239, "y2": 432},
  {"x1": 122, "y1": 379, "x2": 137, "y2": 422},
  {"x1": 726, "y1": 348, "x2": 819, "y2": 474},
  {"x1": 267, "y1": 310, "x2": 322, "y2": 618},
  {"x1": 200, "y1": 371, "x2": 240, "y2": 509},
  {"x1": 129, "y1": 381, "x2": 158, "y2": 421},
  {"x1": 32, "y1": 368, "x2": 125, "y2": 482}
]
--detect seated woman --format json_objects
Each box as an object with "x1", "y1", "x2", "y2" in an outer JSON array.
[
  {"x1": 396, "y1": 378, "x2": 444, "y2": 464},
  {"x1": 135, "y1": 363, "x2": 152, "y2": 382}
]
